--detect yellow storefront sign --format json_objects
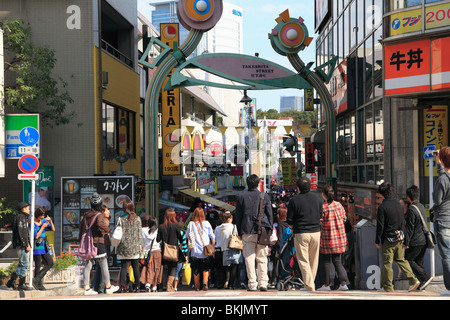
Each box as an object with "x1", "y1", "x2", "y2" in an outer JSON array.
[
  {"x1": 424, "y1": 106, "x2": 448, "y2": 176},
  {"x1": 161, "y1": 23, "x2": 181, "y2": 175},
  {"x1": 390, "y1": 2, "x2": 450, "y2": 36}
]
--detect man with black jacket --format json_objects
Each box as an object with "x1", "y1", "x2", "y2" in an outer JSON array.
[
  {"x1": 375, "y1": 182, "x2": 420, "y2": 292},
  {"x1": 6, "y1": 202, "x2": 33, "y2": 291},
  {"x1": 286, "y1": 177, "x2": 323, "y2": 291},
  {"x1": 404, "y1": 185, "x2": 433, "y2": 290},
  {"x1": 235, "y1": 174, "x2": 273, "y2": 291}
]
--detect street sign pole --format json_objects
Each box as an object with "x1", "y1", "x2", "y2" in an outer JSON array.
[
  {"x1": 424, "y1": 145, "x2": 436, "y2": 278},
  {"x1": 28, "y1": 179, "x2": 36, "y2": 288},
  {"x1": 429, "y1": 158, "x2": 435, "y2": 278}
]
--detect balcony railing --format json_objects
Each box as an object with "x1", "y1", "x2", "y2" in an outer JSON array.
[{"x1": 101, "y1": 40, "x2": 133, "y2": 68}]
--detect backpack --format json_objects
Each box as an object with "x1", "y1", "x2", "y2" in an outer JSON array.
[{"x1": 79, "y1": 212, "x2": 101, "y2": 260}]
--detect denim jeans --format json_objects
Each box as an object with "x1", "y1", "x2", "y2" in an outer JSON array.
[
  {"x1": 15, "y1": 248, "x2": 30, "y2": 278},
  {"x1": 434, "y1": 220, "x2": 450, "y2": 290}
]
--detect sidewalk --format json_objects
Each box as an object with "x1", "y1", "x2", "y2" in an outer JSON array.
[{"x1": 0, "y1": 275, "x2": 447, "y2": 300}]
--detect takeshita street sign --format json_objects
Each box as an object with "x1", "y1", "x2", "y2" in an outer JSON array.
[{"x1": 168, "y1": 53, "x2": 313, "y2": 91}]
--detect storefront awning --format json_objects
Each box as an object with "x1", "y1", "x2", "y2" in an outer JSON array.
[
  {"x1": 178, "y1": 188, "x2": 236, "y2": 211},
  {"x1": 159, "y1": 198, "x2": 190, "y2": 211},
  {"x1": 183, "y1": 86, "x2": 227, "y2": 117}
]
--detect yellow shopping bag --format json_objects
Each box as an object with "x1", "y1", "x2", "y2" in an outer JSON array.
[
  {"x1": 181, "y1": 262, "x2": 191, "y2": 286},
  {"x1": 128, "y1": 265, "x2": 135, "y2": 283}
]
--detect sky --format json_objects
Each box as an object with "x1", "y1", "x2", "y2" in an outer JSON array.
[{"x1": 138, "y1": 0, "x2": 317, "y2": 111}]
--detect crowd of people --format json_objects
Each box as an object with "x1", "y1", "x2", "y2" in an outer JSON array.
[{"x1": 5, "y1": 147, "x2": 450, "y2": 297}]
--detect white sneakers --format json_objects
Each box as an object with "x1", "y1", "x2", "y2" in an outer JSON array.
[
  {"x1": 317, "y1": 285, "x2": 331, "y2": 291},
  {"x1": 105, "y1": 285, "x2": 120, "y2": 294},
  {"x1": 84, "y1": 285, "x2": 120, "y2": 295},
  {"x1": 317, "y1": 284, "x2": 349, "y2": 291},
  {"x1": 408, "y1": 280, "x2": 421, "y2": 292},
  {"x1": 83, "y1": 288, "x2": 98, "y2": 295}
]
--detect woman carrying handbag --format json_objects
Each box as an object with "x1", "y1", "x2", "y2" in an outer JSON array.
[
  {"x1": 115, "y1": 199, "x2": 142, "y2": 293},
  {"x1": 157, "y1": 208, "x2": 183, "y2": 292},
  {"x1": 186, "y1": 207, "x2": 215, "y2": 291},
  {"x1": 218, "y1": 211, "x2": 242, "y2": 289}
]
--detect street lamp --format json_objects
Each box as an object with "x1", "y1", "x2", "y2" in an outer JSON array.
[{"x1": 240, "y1": 90, "x2": 253, "y2": 175}]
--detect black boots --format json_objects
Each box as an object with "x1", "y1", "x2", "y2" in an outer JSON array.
[
  {"x1": 33, "y1": 270, "x2": 47, "y2": 291},
  {"x1": 6, "y1": 273, "x2": 18, "y2": 290},
  {"x1": 17, "y1": 276, "x2": 33, "y2": 291}
]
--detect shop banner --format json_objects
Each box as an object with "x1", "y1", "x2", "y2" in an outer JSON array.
[
  {"x1": 424, "y1": 106, "x2": 448, "y2": 177},
  {"x1": 390, "y1": 2, "x2": 450, "y2": 36},
  {"x1": 281, "y1": 158, "x2": 298, "y2": 191},
  {"x1": 385, "y1": 39, "x2": 430, "y2": 95},
  {"x1": 161, "y1": 23, "x2": 181, "y2": 176},
  {"x1": 385, "y1": 37, "x2": 450, "y2": 95}
]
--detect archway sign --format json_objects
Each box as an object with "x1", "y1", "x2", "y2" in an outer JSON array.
[{"x1": 139, "y1": 0, "x2": 337, "y2": 218}]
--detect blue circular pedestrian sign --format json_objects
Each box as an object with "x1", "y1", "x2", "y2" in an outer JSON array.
[{"x1": 19, "y1": 127, "x2": 39, "y2": 146}]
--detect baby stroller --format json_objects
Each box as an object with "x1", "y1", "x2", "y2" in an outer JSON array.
[{"x1": 276, "y1": 228, "x2": 304, "y2": 291}]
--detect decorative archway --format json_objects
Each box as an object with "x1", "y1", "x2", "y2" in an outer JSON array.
[{"x1": 139, "y1": 1, "x2": 336, "y2": 217}]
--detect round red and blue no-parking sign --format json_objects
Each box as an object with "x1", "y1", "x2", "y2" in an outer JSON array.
[{"x1": 18, "y1": 154, "x2": 39, "y2": 174}]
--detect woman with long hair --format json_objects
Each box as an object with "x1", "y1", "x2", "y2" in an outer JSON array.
[
  {"x1": 318, "y1": 185, "x2": 350, "y2": 291},
  {"x1": 115, "y1": 199, "x2": 142, "y2": 293},
  {"x1": 157, "y1": 208, "x2": 183, "y2": 292},
  {"x1": 140, "y1": 216, "x2": 162, "y2": 292},
  {"x1": 187, "y1": 207, "x2": 215, "y2": 290}
]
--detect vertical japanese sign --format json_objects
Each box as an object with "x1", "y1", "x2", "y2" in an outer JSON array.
[
  {"x1": 424, "y1": 106, "x2": 448, "y2": 176},
  {"x1": 161, "y1": 23, "x2": 181, "y2": 176},
  {"x1": 385, "y1": 39, "x2": 430, "y2": 95},
  {"x1": 304, "y1": 88, "x2": 314, "y2": 111},
  {"x1": 281, "y1": 158, "x2": 297, "y2": 191}
]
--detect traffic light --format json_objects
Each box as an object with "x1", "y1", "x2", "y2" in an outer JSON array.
[
  {"x1": 305, "y1": 142, "x2": 315, "y2": 173},
  {"x1": 283, "y1": 134, "x2": 297, "y2": 157}
]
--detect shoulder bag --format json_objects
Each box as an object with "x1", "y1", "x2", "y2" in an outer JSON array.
[
  {"x1": 257, "y1": 192, "x2": 272, "y2": 246},
  {"x1": 162, "y1": 224, "x2": 179, "y2": 262},
  {"x1": 228, "y1": 225, "x2": 243, "y2": 250},
  {"x1": 111, "y1": 217, "x2": 123, "y2": 248},
  {"x1": 411, "y1": 205, "x2": 437, "y2": 249},
  {"x1": 187, "y1": 222, "x2": 195, "y2": 249},
  {"x1": 194, "y1": 221, "x2": 214, "y2": 257}
]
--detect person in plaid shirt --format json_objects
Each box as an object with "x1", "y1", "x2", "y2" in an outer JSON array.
[{"x1": 317, "y1": 185, "x2": 350, "y2": 291}]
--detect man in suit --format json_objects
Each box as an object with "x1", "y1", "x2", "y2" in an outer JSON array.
[{"x1": 234, "y1": 174, "x2": 273, "y2": 291}]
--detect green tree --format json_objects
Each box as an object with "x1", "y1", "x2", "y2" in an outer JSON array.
[{"x1": 1, "y1": 19, "x2": 75, "y2": 127}]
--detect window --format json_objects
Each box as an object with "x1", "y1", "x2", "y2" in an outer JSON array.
[
  {"x1": 357, "y1": 0, "x2": 365, "y2": 44},
  {"x1": 365, "y1": 104, "x2": 374, "y2": 162},
  {"x1": 373, "y1": 27, "x2": 383, "y2": 98},
  {"x1": 350, "y1": 0, "x2": 357, "y2": 49},
  {"x1": 102, "y1": 102, "x2": 136, "y2": 159},
  {"x1": 364, "y1": 35, "x2": 374, "y2": 102},
  {"x1": 374, "y1": 101, "x2": 383, "y2": 162},
  {"x1": 344, "y1": 8, "x2": 350, "y2": 57}
]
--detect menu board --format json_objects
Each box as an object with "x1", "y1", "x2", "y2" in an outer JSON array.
[{"x1": 61, "y1": 176, "x2": 134, "y2": 252}]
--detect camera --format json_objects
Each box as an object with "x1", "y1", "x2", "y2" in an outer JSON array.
[{"x1": 433, "y1": 151, "x2": 438, "y2": 156}]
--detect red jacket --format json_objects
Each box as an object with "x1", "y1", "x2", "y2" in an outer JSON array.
[{"x1": 320, "y1": 201, "x2": 348, "y2": 254}]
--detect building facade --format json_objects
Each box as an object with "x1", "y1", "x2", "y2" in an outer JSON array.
[
  {"x1": 280, "y1": 96, "x2": 304, "y2": 112},
  {"x1": 315, "y1": 0, "x2": 450, "y2": 223},
  {"x1": 0, "y1": 0, "x2": 141, "y2": 202}
]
